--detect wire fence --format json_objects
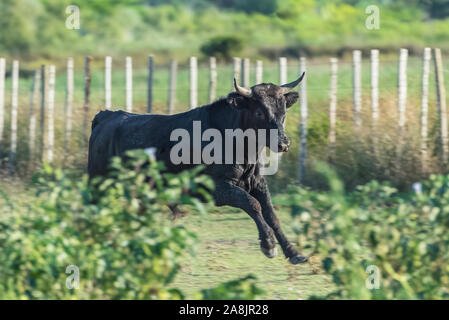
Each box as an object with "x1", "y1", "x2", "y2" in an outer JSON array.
[{"x1": 0, "y1": 48, "x2": 448, "y2": 183}]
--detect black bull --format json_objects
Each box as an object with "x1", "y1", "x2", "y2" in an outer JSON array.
[{"x1": 88, "y1": 75, "x2": 307, "y2": 264}]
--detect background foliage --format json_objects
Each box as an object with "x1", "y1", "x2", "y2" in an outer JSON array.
[{"x1": 1, "y1": 0, "x2": 448, "y2": 62}]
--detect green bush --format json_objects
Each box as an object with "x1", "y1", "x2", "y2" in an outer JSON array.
[
  {"x1": 200, "y1": 35, "x2": 244, "y2": 61},
  {"x1": 275, "y1": 163, "x2": 449, "y2": 299},
  {"x1": 0, "y1": 150, "x2": 262, "y2": 299},
  {"x1": 2, "y1": 0, "x2": 449, "y2": 59}
]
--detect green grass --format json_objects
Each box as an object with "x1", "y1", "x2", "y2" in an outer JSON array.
[{"x1": 171, "y1": 206, "x2": 333, "y2": 299}]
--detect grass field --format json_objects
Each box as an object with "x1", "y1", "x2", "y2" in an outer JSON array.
[{"x1": 171, "y1": 205, "x2": 333, "y2": 300}]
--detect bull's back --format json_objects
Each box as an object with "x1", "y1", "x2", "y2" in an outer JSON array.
[
  {"x1": 88, "y1": 106, "x2": 214, "y2": 178},
  {"x1": 88, "y1": 110, "x2": 175, "y2": 177}
]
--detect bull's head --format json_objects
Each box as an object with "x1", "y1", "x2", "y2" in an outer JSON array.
[{"x1": 226, "y1": 72, "x2": 305, "y2": 153}]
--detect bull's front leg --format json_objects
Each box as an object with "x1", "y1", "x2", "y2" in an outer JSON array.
[
  {"x1": 213, "y1": 181, "x2": 277, "y2": 258},
  {"x1": 251, "y1": 178, "x2": 308, "y2": 264}
]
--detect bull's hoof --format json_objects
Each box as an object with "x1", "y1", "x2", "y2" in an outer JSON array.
[
  {"x1": 289, "y1": 254, "x2": 308, "y2": 264},
  {"x1": 261, "y1": 246, "x2": 278, "y2": 258}
]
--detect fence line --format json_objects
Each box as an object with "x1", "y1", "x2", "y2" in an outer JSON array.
[{"x1": 0, "y1": 50, "x2": 448, "y2": 183}]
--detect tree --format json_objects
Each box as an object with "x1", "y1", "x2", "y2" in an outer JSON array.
[
  {"x1": 421, "y1": 0, "x2": 449, "y2": 19},
  {"x1": 211, "y1": 0, "x2": 278, "y2": 14},
  {"x1": 200, "y1": 36, "x2": 244, "y2": 61}
]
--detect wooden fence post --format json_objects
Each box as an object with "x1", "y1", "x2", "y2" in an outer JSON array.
[
  {"x1": 434, "y1": 48, "x2": 449, "y2": 166},
  {"x1": 29, "y1": 69, "x2": 41, "y2": 169},
  {"x1": 370, "y1": 49, "x2": 379, "y2": 128},
  {"x1": 46, "y1": 65, "x2": 55, "y2": 163},
  {"x1": 241, "y1": 58, "x2": 250, "y2": 87},
  {"x1": 0, "y1": 58, "x2": 5, "y2": 150},
  {"x1": 279, "y1": 57, "x2": 287, "y2": 85},
  {"x1": 421, "y1": 48, "x2": 431, "y2": 174},
  {"x1": 298, "y1": 57, "x2": 307, "y2": 184},
  {"x1": 396, "y1": 48, "x2": 408, "y2": 171},
  {"x1": 232, "y1": 57, "x2": 241, "y2": 90},
  {"x1": 105, "y1": 56, "x2": 112, "y2": 110},
  {"x1": 255, "y1": 60, "x2": 263, "y2": 84},
  {"x1": 209, "y1": 57, "x2": 217, "y2": 103},
  {"x1": 167, "y1": 59, "x2": 177, "y2": 114},
  {"x1": 352, "y1": 50, "x2": 362, "y2": 128},
  {"x1": 398, "y1": 48, "x2": 408, "y2": 131},
  {"x1": 328, "y1": 58, "x2": 338, "y2": 162},
  {"x1": 147, "y1": 54, "x2": 154, "y2": 113},
  {"x1": 83, "y1": 56, "x2": 92, "y2": 146},
  {"x1": 40, "y1": 65, "x2": 46, "y2": 162},
  {"x1": 370, "y1": 49, "x2": 379, "y2": 157},
  {"x1": 189, "y1": 56, "x2": 198, "y2": 109},
  {"x1": 64, "y1": 58, "x2": 74, "y2": 158},
  {"x1": 9, "y1": 60, "x2": 19, "y2": 174},
  {"x1": 126, "y1": 56, "x2": 132, "y2": 112}
]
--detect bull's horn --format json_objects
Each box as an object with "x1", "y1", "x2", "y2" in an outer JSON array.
[
  {"x1": 280, "y1": 72, "x2": 305, "y2": 93},
  {"x1": 234, "y1": 78, "x2": 252, "y2": 97}
]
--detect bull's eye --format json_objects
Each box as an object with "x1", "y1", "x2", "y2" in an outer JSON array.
[{"x1": 255, "y1": 110, "x2": 265, "y2": 120}]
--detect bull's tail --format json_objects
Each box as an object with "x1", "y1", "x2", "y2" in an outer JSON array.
[{"x1": 91, "y1": 110, "x2": 115, "y2": 131}]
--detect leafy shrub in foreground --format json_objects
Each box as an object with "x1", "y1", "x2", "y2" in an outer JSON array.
[
  {"x1": 0, "y1": 150, "x2": 262, "y2": 299},
  {"x1": 275, "y1": 164, "x2": 449, "y2": 299}
]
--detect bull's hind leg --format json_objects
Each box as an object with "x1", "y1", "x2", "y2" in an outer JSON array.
[
  {"x1": 213, "y1": 182, "x2": 277, "y2": 258},
  {"x1": 251, "y1": 179, "x2": 308, "y2": 264}
]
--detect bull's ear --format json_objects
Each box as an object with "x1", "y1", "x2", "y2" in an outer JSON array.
[
  {"x1": 226, "y1": 92, "x2": 247, "y2": 109},
  {"x1": 285, "y1": 91, "x2": 299, "y2": 109}
]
